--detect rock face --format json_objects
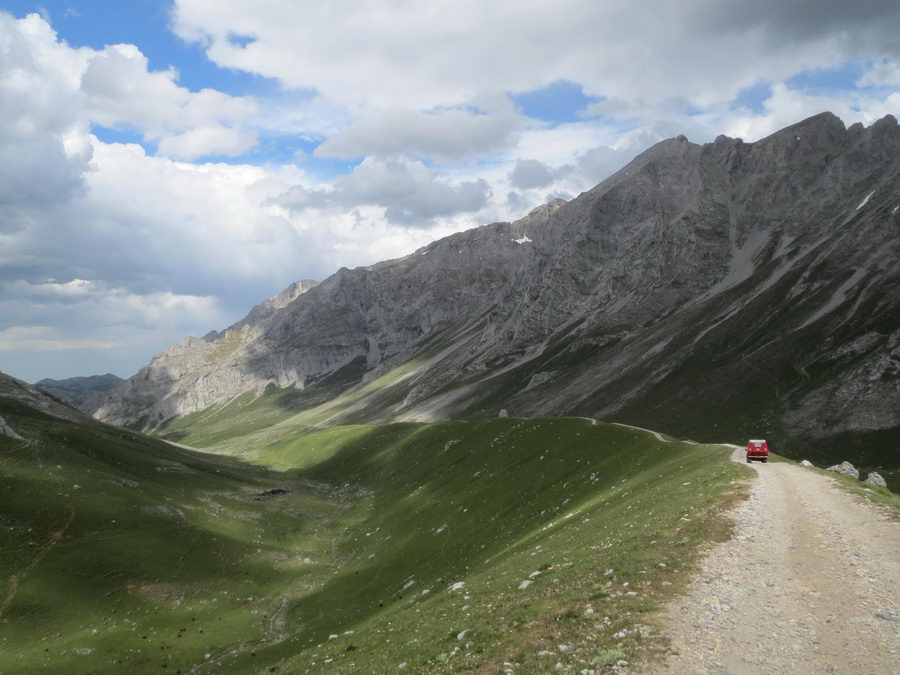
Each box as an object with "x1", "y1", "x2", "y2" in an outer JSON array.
[
  {"x1": 864, "y1": 472, "x2": 887, "y2": 487},
  {"x1": 826, "y1": 462, "x2": 860, "y2": 480},
  {"x1": 96, "y1": 113, "x2": 900, "y2": 469},
  {"x1": 36, "y1": 373, "x2": 124, "y2": 412},
  {"x1": 203, "y1": 279, "x2": 318, "y2": 339}
]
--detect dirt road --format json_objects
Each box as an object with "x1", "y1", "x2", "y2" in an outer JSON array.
[{"x1": 656, "y1": 449, "x2": 900, "y2": 674}]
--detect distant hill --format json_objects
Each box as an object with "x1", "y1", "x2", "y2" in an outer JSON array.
[
  {"x1": 36, "y1": 373, "x2": 123, "y2": 411},
  {"x1": 95, "y1": 112, "x2": 900, "y2": 485}
]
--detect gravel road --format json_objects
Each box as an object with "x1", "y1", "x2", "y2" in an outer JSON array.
[{"x1": 655, "y1": 448, "x2": 900, "y2": 674}]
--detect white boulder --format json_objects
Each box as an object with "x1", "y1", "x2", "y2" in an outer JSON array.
[
  {"x1": 826, "y1": 461, "x2": 859, "y2": 479},
  {"x1": 864, "y1": 472, "x2": 887, "y2": 487}
]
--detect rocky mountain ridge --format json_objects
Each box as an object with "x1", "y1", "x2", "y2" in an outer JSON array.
[
  {"x1": 94, "y1": 112, "x2": 900, "y2": 474},
  {"x1": 36, "y1": 373, "x2": 124, "y2": 410}
]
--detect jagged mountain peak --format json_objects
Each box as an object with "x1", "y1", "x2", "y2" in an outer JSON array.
[{"x1": 225, "y1": 278, "x2": 319, "y2": 334}]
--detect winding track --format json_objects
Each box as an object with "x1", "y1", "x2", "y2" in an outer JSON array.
[
  {"x1": 610, "y1": 422, "x2": 670, "y2": 443},
  {"x1": 655, "y1": 448, "x2": 900, "y2": 674}
]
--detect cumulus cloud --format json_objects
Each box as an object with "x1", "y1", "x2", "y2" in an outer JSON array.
[
  {"x1": 6, "y1": 141, "x2": 318, "y2": 300},
  {"x1": 0, "y1": 14, "x2": 91, "y2": 211},
  {"x1": 168, "y1": 0, "x2": 900, "y2": 171},
  {"x1": 157, "y1": 124, "x2": 258, "y2": 159},
  {"x1": 501, "y1": 145, "x2": 635, "y2": 213},
  {"x1": 316, "y1": 95, "x2": 521, "y2": 161},
  {"x1": 80, "y1": 42, "x2": 258, "y2": 158},
  {"x1": 172, "y1": 0, "x2": 900, "y2": 112},
  {"x1": 857, "y1": 58, "x2": 900, "y2": 88},
  {"x1": 499, "y1": 121, "x2": 641, "y2": 200},
  {"x1": 277, "y1": 157, "x2": 491, "y2": 225},
  {"x1": 508, "y1": 159, "x2": 557, "y2": 190},
  {"x1": 0, "y1": 13, "x2": 259, "y2": 163}
]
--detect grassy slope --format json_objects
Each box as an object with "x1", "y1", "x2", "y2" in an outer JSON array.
[
  {"x1": 163, "y1": 406, "x2": 754, "y2": 673},
  {"x1": 252, "y1": 421, "x2": 750, "y2": 674},
  {"x1": 0, "y1": 398, "x2": 342, "y2": 675},
  {"x1": 2, "y1": 391, "x2": 751, "y2": 674}
]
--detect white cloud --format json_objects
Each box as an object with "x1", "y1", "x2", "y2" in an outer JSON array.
[
  {"x1": 858, "y1": 59, "x2": 900, "y2": 88},
  {"x1": 0, "y1": 280, "x2": 230, "y2": 378},
  {"x1": 720, "y1": 82, "x2": 900, "y2": 141},
  {"x1": 277, "y1": 156, "x2": 491, "y2": 226},
  {"x1": 167, "y1": 0, "x2": 900, "y2": 172},
  {"x1": 508, "y1": 159, "x2": 557, "y2": 190},
  {"x1": 0, "y1": 326, "x2": 121, "y2": 351},
  {"x1": 157, "y1": 124, "x2": 258, "y2": 159},
  {"x1": 80, "y1": 42, "x2": 259, "y2": 156},
  {"x1": 0, "y1": 13, "x2": 91, "y2": 212},
  {"x1": 0, "y1": 12, "x2": 259, "y2": 164},
  {"x1": 171, "y1": 0, "x2": 900, "y2": 112},
  {"x1": 316, "y1": 94, "x2": 521, "y2": 161}
]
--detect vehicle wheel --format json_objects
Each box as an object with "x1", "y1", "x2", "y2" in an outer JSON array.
[
  {"x1": 746, "y1": 457, "x2": 751, "y2": 463},
  {"x1": 762, "y1": 458, "x2": 768, "y2": 463}
]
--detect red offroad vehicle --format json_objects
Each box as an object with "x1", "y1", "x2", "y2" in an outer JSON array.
[{"x1": 746, "y1": 439, "x2": 769, "y2": 463}]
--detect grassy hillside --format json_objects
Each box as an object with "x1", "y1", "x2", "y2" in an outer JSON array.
[
  {"x1": 0, "y1": 397, "x2": 338, "y2": 675},
  {"x1": 244, "y1": 421, "x2": 750, "y2": 674},
  {"x1": 1, "y1": 393, "x2": 750, "y2": 673}
]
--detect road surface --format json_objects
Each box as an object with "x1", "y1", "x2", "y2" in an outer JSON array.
[{"x1": 656, "y1": 448, "x2": 900, "y2": 674}]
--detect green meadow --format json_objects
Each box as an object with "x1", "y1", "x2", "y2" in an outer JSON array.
[{"x1": 1, "y1": 392, "x2": 751, "y2": 673}]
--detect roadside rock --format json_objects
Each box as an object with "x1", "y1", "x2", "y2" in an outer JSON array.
[
  {"x1": 864, "y1": 472, "x2": 887, "y2": 487},
  {"x1": 801, "y1": 460, "x2": 814, "y2": 467},
  {"x1": 826, "y1": 461, "x2": 859, "y2": 479}
]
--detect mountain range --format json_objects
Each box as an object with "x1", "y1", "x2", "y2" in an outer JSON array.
[
  {"x1": 92, "y1": 112, "x2": 900, "y2": 481},
  {"x1": 36, "y1": 373, "x2": 123, "y2": 409}
]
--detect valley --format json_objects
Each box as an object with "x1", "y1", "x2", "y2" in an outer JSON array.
[{"x1": 1, "y1": 377, "x2": 751, "y2": 673}]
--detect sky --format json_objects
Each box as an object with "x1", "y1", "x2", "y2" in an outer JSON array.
[{"x1": 2, "y1": 0, "x2": 900, "y2": 382}]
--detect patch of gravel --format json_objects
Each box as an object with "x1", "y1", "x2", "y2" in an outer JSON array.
[{"x1": 654, "y1": 449, "x2": 900, "y2": 674}]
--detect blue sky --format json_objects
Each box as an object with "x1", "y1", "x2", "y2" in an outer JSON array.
[
  {"x1": 6, "y1": 0, "x2": 269, "y2": 93},
  {"x1": 1, "y1": 0, "x2": 899, "y2": 382}
]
